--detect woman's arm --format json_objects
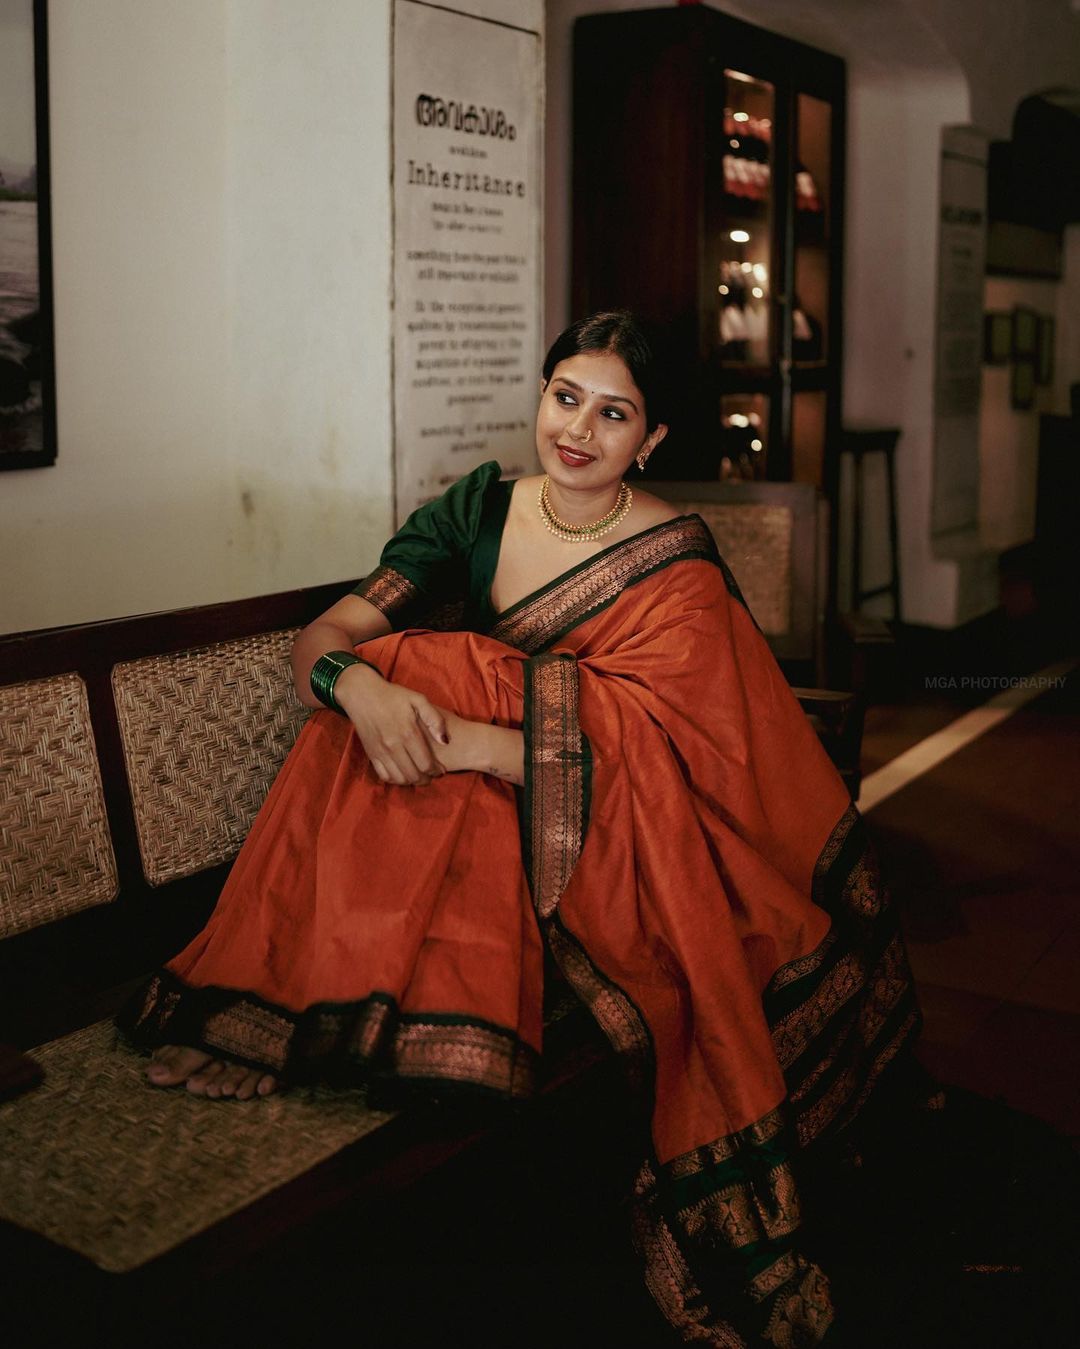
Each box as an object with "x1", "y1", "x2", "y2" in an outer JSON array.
[
  {"x1": 290, "y1": 593, "x2": 391, "y2": 708},
  {"x1": 428, "y1": 715, "x2": 525, "y2": 787},
  {"x1": 291, "y1": 594, "x2": 449, "y2": 785},
  {"x1": 292, "y1": 592, "x2": 523, "y2": 786}
]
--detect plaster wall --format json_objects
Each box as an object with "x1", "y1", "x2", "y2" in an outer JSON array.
[
  {"x1": 0, "y1": 0, "x2": 393, "y2": 634},
  {"x1": 1, "y1": 0, "x2": 543, "y2": 636}
]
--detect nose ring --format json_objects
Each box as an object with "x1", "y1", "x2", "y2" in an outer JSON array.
[{"x1": 577, "y1": 428, "x2": 593, "y2": 443}]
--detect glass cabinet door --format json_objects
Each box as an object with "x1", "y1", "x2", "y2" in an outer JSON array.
[
  {"x1": 788, "y1": 92, "x2": 834, "y2": 488},
  {"x1": 719, "y1": 392, "x2": 769, "y2": 480},
  {"x1": 792, "y1": 93, "x2": 831, "y2": 368},
  {"x1": 717, "y1": 69, "x2": 775, "y2": 371}
]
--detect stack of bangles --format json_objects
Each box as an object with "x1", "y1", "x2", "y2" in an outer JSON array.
[{"x1": 309, "y1": 650, "x2": 373, "y2": 713}]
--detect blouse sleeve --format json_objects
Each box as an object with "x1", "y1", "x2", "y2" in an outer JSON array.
[{"x1": 352, "y1": 460, "x2": 502, "y2": 628}]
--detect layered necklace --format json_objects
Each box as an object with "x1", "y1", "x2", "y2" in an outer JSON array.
[{"x1": 538, "y1": 475, "x2": 633, "y2": 543}]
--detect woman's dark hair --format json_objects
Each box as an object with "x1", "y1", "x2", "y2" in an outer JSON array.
[{"x1": 541, "y1": 310, "x2": 672, "y2": 431}]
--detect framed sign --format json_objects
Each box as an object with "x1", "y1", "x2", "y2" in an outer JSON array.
[
  {"x1": 392, "y1": 0, "x2": 542, "y2": 522},
  {"x1": 0, "y1": 0, "x2": 56, "y2": 470},
  {"x1": 1036, "y1": 315, "x2": 1054, "y2": 387},
  {"x1": 1011, "y1": 306, "x2": 1037, "y2": 359},
  {"x1": 1011, "y1": 359, "x2": 1036, "y2": 412},
  {"x1": 983, "y1": 311, "x2": 1011, "y2": 365}
]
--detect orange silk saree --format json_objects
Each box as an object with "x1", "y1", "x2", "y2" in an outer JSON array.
[{"x1": 122, "y1": 512, "x2": 920, "y2": 1347}]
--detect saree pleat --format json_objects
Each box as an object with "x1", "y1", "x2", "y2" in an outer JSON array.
[{"x1": 121, "y1": 515, "x2": 919, "y2": 1346}]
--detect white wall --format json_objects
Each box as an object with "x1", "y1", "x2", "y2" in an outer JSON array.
[{"x1": 1, "y1": 0, "x2": 396, "y2": 634}]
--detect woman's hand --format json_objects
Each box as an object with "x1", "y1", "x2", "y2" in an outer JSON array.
[
  {"x1": 423, "y1": 711, "x2": 526, "y2": 787},
  {"x1": 333, "y1": 662, "x2": 449, "y2": 786}
]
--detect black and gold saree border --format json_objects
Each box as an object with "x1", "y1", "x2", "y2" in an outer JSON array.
[
  {"x1": 542, "y1": 803, "x2": 919, "y2": 1345},
  {"x1": 118, "y1": 969, "x2": 538, "y2": 1099},
  {"x1": 544, "y1": 916, "x2": 653, "y2": 1095},
  {"x1": 544, "y1": 914, "x2": 834, "y2": 1346},
  {"x1": 763, "y1": 804, "x2": 921, "y2": 1147},
  {"x1": 352, "y1": 564, "x2": 423, "y2": 622},
  {"x1": 631, "y1": 1109, "x2": 833, "y2": 1347},
  {"x1": 490, "y1": 514, "x2": 720, "y2": 655},
  {"x1": 522, "y1": 652, "x2": 592, "y2": 920}
]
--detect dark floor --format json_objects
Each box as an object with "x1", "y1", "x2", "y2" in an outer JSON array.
[{"x1": 867, "y1": 676, "x2": 1080, "y2": 1146}]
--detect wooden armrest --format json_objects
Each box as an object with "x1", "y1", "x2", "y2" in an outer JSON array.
[
  {"x1": 793, "y1": 686, "x2": 864, "y2": 802},
  {"x1": 835, "y1": 611, "x2": 894, "y2": 646}
]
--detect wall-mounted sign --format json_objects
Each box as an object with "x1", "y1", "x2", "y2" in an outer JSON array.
[
  {"x1": 931, "y1": 126, "x2": 988, "y2": 538},
  {"x1": 392, "y1": 0, "x2": 542, "y2": 522}
]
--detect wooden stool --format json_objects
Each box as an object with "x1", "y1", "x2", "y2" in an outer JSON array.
[{"x1": 840, "y1": 426, "x2": 901, "y2": 620}]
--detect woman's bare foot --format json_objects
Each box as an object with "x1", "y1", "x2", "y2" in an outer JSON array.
[{"x1": 146, "y1": 1045, "x2": 278, "y2": 1099}]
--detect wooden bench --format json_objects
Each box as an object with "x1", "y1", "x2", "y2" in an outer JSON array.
[
  {"x1": 0, "y1": 582, "x2": 644, "y2": 1346},
  {"x1": 0, "y1": 576, "x2": 869, "y2": 1346}
]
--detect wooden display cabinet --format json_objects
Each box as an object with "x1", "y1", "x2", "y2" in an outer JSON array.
[{"x1": 571, "y1": 5, "x2": 845, "y2": 500}]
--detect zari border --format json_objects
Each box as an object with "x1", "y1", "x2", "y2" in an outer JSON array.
[
  {"x1": 545, "y1": 917, "x2": 654, "y2": 1094},
  {"x1": 762, "y1": 804, "x2": 922, "y2": 1147},
  {"x1": 631, "y1": 1119, "x2": 834, "y2": 1348},
  {"x1": 118, "y1": 970, "x2": 538, "y2": 1098},
  {"x1": 522, "y1": 652, "x2": 592, "y2": 919},
  {"x1": 545, "y1": 915, "x2": 834, "y2": 1346},
  {"x1": 490, "y1": 515, "x2": 719, "y2": 655},
  {"x1": 352, "y1": 565, "x2": 422, "y2": 621}
]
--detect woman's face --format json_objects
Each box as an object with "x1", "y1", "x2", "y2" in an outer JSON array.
[{"x1": 535, "y1": 350, "x2": 667, "y2": 489}]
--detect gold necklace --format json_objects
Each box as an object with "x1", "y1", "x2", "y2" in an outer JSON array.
[{"x1": 538, "y1": 476, "x2": 633, "y2": 542}]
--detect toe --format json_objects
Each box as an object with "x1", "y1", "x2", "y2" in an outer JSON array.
[
  {"x1": 233, "y1": 1069, "x2": 262, "y2": 1101},
  {"x1": 187, "y1": 1059, "x2": 227, "y2": 1095},
  {"x1": 147, "y1": 1045, "x2": 212, "y2": 1087},
  {"x1": 217, "y1": 1063, "x2": 250, "y2": 1098},
  {"x1": 256, "y1": 1074, "x2": 279, "y2": 1097}
]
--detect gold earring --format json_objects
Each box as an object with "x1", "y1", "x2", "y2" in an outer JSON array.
[{"x1": 636, "y1": 449, "x2": 649, "y2": 472}]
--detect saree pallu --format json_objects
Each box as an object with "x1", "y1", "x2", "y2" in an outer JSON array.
[{"x1": 121, "y1": 516, "x2": 920, "y2": 1347}]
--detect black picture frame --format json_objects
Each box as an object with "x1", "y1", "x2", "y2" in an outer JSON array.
[
  {"x1": 1036, "y1": 315, "x2": 1055, "y2": 387},
  {"x1": 983, "y1": 311, "x2": 1012, "y2": 365},
  {"x1": 1012, "y1": 306, "x2": 1038, "y2": 360},
  {"x1": 1, "y1": 0, "x2": 56, "y2": 471},
  {"x1": 1011, "y1": 358, "x2": 1036, "y2": 412}
]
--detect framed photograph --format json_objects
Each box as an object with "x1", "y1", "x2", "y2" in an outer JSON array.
[
  {"x1": 1036, "y1": 315, "x2": 1055, "y2": 387},
  {"x1": 1011, "y1": 358, "x2": 1036, "y2": 412},
  {"x1": 983, "y1": 311, "x2": 1012, "y2": 365},
  {"x1": 1, "y1": 0, "x2": 56, "y2": 470},
  {"x1": 1011, "y1": 306, "x2": 1038, "y2": 360}
]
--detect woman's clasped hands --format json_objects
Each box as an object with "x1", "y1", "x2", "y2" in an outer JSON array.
[{"x1": 332, "y1": 661, "x2": 486, "y2": 786}]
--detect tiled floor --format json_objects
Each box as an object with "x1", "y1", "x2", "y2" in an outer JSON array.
[{"x1": 862, "y1": 647, "x2": 1080, "y2": 1143}]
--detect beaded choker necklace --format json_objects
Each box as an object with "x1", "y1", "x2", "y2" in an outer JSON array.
[{"x1": 538, "y1": 475, "x2": 633, "y2": 543}]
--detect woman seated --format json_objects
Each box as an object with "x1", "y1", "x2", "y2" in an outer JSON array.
[{"x1": 121, "y1": 311, "x2": 921, "y2": 1346}]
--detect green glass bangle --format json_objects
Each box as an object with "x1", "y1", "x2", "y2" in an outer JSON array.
[{"x1": 310, "y1": 650, "x2": 363, "y2": 714}]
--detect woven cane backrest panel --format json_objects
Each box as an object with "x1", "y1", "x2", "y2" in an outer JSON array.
[
  {"x1": 0, "y1": 673, "x2": 119, "y2": 938},
  {"x1": 691, "y1": 502, "x2": 792, "y2": 635},
  {"x1": 112, "y1": 629, "x2": 309, "y2": 887}
]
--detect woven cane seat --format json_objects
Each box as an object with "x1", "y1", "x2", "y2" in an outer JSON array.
[
  {"x1": 0, "y1": 673, "x2": 119, "y2": 939},
  {"x1": 112, "y1": 629, "x2": 309, "y2": 887},
  {"x1": 0, "y1": 1021, "x2": 393, "y2": 1272},
  {"x1": 689, "y1": 501, "x2": 793, "y2": 636}
]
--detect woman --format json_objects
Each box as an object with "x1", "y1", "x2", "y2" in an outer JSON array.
[{"x1": 121, "y1": 312, "x2": 920, "y2": 1345}]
